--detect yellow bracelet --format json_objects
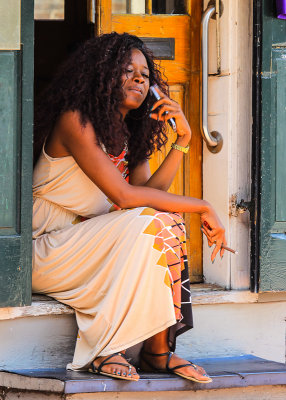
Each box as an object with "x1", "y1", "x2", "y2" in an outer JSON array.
[{"x1": 171, "y1": 142, "x2": 190, "y2": 154}]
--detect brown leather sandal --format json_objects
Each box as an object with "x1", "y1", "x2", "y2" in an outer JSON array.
[
  {"x1": 140, "y1": 350, "x2": 212, "y2": 383},
  {"x1": 89, "y1": 352, "x2": 140, "y2": 381}
]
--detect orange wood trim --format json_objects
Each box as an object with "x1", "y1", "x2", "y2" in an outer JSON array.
[
  {"x1": 111, "y1": 15, "x2": 192, "y2": 82},
  {"x1": 187, "y1": 0, "x2": 203, "y2": 282},
  {"x1": 186, "y1": 0, "x2": 193, "y2": 16},
  {"x1": 145, "y1": 0, "x2": 152, "y2": 14},
  {"x1": 96, "y1": 0, "x2": 112, "y2": 34}
]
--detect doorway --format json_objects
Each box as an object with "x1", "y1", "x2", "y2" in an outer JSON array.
[
  {"x1": 34, "y1": 0, "x2": 94, "y2": 102},
  {"x1": 34, "y1": 0, "x2": 203, "y2": 282}
]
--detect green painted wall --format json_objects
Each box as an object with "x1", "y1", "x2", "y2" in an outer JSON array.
[
  {"x1": 260, "y1": 0, "x2": 286, "y2": 291},
  {"x1": 0, "y1": 0, "x2": 34, "y2": 306}
]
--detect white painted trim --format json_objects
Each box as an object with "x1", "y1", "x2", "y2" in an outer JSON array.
[
  {"x1": 202, "y1": 0, "x2": 253, "y2": 290},
  {"x1": 0, "y1": 371, "x2": 64, "y2": 393},
  {"x1": 192, "y1": 290, "x2": 286, "y2": 305},
  {"x1": 192, "y1": 290, "x2": 258, "y2": 305},
  {"x1": 2, "y1": 288, "x2": 286, "y2": 321},
  {"x1": 0, "y1": 300, "x2": 74, "y2": 321}
]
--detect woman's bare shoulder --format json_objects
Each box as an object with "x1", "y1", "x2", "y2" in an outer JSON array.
[
  {"x1": 47, "y1": 111, "x2": 97, "y2": 158},
  {"x1": 57, "y1": 110, "x2": 89, "y2": 139}
]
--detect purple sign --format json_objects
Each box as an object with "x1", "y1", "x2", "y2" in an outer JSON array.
[{"x1": 276, "y1": 0, "x2": 286, "y2": 19}]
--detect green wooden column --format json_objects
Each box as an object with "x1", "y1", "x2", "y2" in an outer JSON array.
[
  {"x1": 260, "y1": 0, "x2": 286, "y2": 291},
  {"x1": 0, "y1": 0, "x2": 34, "y2": 306}
]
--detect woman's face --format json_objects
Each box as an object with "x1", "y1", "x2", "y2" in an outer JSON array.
[{"x1": 119, "y1": 49, "x2": 150, "y2": 118}]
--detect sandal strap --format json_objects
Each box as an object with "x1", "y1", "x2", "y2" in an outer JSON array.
[
  {"x1": 94, "y1": 352, "x2": 131, "y2": 374},
  {"x1": 167, "y1": 362, "x2": 197, "y2": 372},
  {"x1": 165, "y1": 354, "x2": 197, "y2": 373},
  {"x1": 97, "y1": 362, "x2": 131, "y2": 373},
  {"x1": 141, "y1": 350, "x2": 173, "y2": 373},
  {"x1": 141, "y1": 349, "x2": 198, "y2": 374},
  {"x1": 142, "y1": 350, "x2": 172, "y2": 357}
]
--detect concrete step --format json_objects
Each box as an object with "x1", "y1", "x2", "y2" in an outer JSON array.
[
  {"x1": 0, "y1": 290, "x2": 285, "y2": 371},
  {"x1": 1, "y1": 356, "x2": 286, "y2": 400}
]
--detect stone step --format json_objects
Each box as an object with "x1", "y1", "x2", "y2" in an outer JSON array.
[
  {"x1": 1, "y1": 356, "x2": 286, "y2": 400},
  {"x1": 1, "y1": 290, "x2": 286, "y2": 370}
]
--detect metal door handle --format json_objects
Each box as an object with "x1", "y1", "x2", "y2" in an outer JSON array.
[{"x1": 200, "y1": 5, "x2": 223, "y2": 153}]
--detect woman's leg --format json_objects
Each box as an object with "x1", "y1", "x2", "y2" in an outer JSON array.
[{"x1": 142, "y1": 328, "x2": 211, "y2": 382}]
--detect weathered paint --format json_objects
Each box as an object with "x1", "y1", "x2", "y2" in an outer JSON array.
[
  {"x1": 260, "y1": 0, "x2": 286, "y2": 291},
  {"x1": 0, "y1": 0, "x2": 21, "y2": 50},
  {"x1": 275, "y1": 58, "x2": 286, "y2": 221},
  {"x1": 65, "y1": 387, "x2": 286, "y2": 400},
  {"x1": 0, "y1": 0, "x2": 34, "y2": 307},
  {"x1": 1, "y1": 386, "x2": 286, "y2": 400},
  {"x1": 203, "y1": 0, "x2": 253, "y2": 290},
  {"x1": 0, "y1": 298, "x2": 74, "y2": 321},
  {"x1": 0, "y1": 314, "x2": 77, "y2": 369},
  {"x1": 0, "y1": 52, "x2": 19, "y2": 233},
  {"x1": 0, "y1": 298, "x2": 285, "y2": 370}
]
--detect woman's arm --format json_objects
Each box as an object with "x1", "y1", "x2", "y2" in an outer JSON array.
[
  {"x1": 129, "y1": 87, "x2": 191, "y2": 191},
  {"x1": 54, "y1": 111, "x2": 226, "y2": 261},
  {"x1": 129, "y1": 134, "x2": 190, "y2": 190}
]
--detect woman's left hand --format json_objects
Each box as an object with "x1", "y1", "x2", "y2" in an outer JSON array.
[
  {"x1": 149, "y1": 87, "x2": 191, "y2": 142},
  {"x1": 200, "y1": 209, "x2": 226, "y2": 262}
]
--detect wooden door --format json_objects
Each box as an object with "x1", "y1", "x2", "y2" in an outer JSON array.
[
  {"x1": 0, "y1": 0, "x2": 34, "y2": 306},
  {"x1": 259, "y1": 0, "x2": 286, "y2": 291},
  {"x1": 96, "y1": 0, "x2": 203, "y2": 282}
]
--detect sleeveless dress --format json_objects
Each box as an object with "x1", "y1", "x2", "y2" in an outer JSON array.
[{"x1": 32, "y1": 144, "x2": 193, "y2": 371}]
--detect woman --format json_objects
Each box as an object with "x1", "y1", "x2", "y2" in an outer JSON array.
[{"x1": 33, "y1": 32, "x2": 226, "y2": 383}]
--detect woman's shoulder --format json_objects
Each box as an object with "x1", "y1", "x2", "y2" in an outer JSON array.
[
  {"x1": 48, "y1": 110, "x2": 98, "y2": 158},
  {"x1": 58, "y1": 110, "x2": 83, "y2": 130}
]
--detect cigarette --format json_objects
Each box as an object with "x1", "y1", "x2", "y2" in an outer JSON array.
[
  {"x1": 202, "y1": 221, "x2": 238, "y2": 254},
  {"x1": 221, "y1": 244, "x2": 238, "y2": 255}
]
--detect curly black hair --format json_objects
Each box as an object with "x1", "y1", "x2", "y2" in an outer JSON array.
[{"x1": 34, "y1": 32, "x2": 169, "y2": 168}]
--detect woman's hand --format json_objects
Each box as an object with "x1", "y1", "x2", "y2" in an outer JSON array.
[
  {"x1": 149, "y1": 87, "x2": 191, "y2": 142},
  {"x1": 200, "y1": 207, "x2": 227, "y2": 262}
]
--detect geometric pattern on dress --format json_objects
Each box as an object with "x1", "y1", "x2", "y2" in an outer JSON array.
[
  {"x1": 106, "y1": 149, "x2": 192, "y2": 327},
  {"x1": 140, "y1": 207, "x2": 192, "y2": 323},
  {"x1": 108, "y1": 147, "x2": 130, "y2": 212},
  {"x1": 108, "y1": 147, "x2": 129, "y2": 181}
]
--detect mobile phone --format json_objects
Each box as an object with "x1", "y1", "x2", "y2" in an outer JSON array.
[{"x1": 149, "y1": 85, "x2": 177, "y2": 132}]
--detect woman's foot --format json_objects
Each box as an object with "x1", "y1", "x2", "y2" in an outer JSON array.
[
  {"x1": 140, "y1": 350, "x2": 211, "y2": 383},
  {"x1": 92, "y1": 352, "x2": 140, "y2": 381}
]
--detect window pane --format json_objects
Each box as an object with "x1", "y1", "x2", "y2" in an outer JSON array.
[
  {"x1": 34, "y1": 0, "x2": 65, "y2": 20},
  {"x1": 112, "y1": 0, "x2": 126, "y2": 13},
  {"x1": 152, "y1": 0, "x2": 186, "y2": 14},
  {"x1": 112, "y1": 0, "x2": 145, "y2": 14}
]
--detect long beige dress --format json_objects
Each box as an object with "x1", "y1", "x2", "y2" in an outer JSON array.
[{"x1": 32, "y1": 144, "x2": 193, "y2": 371}]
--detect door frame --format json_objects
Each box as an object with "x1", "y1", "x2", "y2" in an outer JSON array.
[
  {"x1": 250, "y1": 0, "x2": 262, "y2": 293},
  {"x1": 0, "y1": 0, "x2": 34, "y2": 307}
]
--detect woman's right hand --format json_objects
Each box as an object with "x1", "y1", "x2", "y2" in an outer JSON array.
[{"x1": 200, "y1": 206, "x2": 226, "y2": 262}]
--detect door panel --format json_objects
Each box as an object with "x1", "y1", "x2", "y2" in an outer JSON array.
[
  {"x1": 111, "y1": 15, "x2": 192, "y2": 82},
  {"x1": 97, "y1": 0, "x2": 203, "y2": 281},
  {"x1": 0, "y1": 52, "x2": 20, "y2": 235},
  {"x1": 0, "y1": 0, "x2": 34, "y2": 306},
  {"x1": 260, "y1": 0, "x2": 286, "y2": 291},
  {"x1": 275, "y1": 58, "x2": 286, "y2": 222}
]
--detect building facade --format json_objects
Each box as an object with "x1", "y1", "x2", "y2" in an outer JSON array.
[{"x1": 0, "y1": 0, "x2": 286, "y2": 397}]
